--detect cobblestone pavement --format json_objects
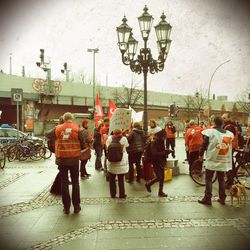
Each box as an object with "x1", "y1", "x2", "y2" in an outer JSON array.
[
  {"x1": 0, "y1": 139, "x2": 249, "y2": 249},
  {"x1": 25, "y1": 218, "x2": 250, "y2": 250}
]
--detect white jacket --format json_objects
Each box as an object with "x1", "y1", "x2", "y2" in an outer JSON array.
[{"x1": 202, "y1": 128, "x2": 234, "y2": 171}]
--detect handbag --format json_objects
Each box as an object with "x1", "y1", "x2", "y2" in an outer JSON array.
[{"x1": 80, "y1": 147, "x2": 91, "y2": 161}]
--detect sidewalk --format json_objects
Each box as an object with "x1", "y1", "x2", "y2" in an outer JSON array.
[{"x1": 0, "y1": 139, "x2": 249, "y2": 250}]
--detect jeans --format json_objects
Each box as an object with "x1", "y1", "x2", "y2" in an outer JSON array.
[
  {"x1": 94, "y1": 146, "x2": 103, "y2": 169},
  {"x1": 147, "y1": 160, "x2": 165, "y2": 193},
  {"x1": 108, "y1": 172, "x2": 125, "y2": 198},
  {"x1": 166, "y1": 138, "x2": 175, "y2": 157},
  {"x1": 204, "y1": 169, "x2": 226, "y2": 201},
  {"x1": 128, "y1": 152, "x2": 143, "y2": 181},
  {"x1": 59, "y1": 164, "x2": 80, "y2": 210}
]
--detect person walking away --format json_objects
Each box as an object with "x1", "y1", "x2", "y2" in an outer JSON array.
[
  {"x1": 165, "y1": 121, "x2": 176, "y2": 158},
  {"x1": 222, "y1": 113, "x2": 239, "y2": 188},
  {"x1": 55, "y1": 112, "x2": 85, "y2": 214},
  {"x1": 80, "y1": 119, "x2": 93, "y2": 178},
  {"x1": 93, "y1": 121, "x2": 103, "y2": 170},
  {"x1": 198, "y1": 116, "x2": 234, "y2": 205},
  {"x1": 106, "y1": 129, "x2": 129, "y2": 198},
  {"x1": 185, "y1": 120, "x2": 204, "y2": 175},
  {"x1": 145, "y1": 127, "x2": 171, "y2": 197},
  {"x1": 127, "y1": 122, "x2": 147, "y2": 183}
]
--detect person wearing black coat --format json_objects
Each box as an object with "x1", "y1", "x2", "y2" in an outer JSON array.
[
  {"x1": 127, "y1": 122, "x2": 147, "y2": 183},
  {"x1": 145, "y1": 128, "x2": 170, "y2": 197},
  {"x1": 93, "y1": 122, "x2": 103, "y2": 170}
]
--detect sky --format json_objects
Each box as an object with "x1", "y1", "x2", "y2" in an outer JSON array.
[{"x1": 0, "y1": 0, "x2": 249, "y2": 101}]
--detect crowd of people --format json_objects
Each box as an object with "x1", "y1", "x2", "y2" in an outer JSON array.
[{"x1": 46, "y1": 112, "x2": 249, "y2": 214}]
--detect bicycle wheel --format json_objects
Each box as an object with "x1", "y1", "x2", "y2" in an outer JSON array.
[
  {"x1": 190, "y1": 159, "x2": 217, "y2": 186},
  {"x1": 0, "y1": 150, "x2": 6, "y2": 169},
  {"x1": 30, "y1": 147, "x2": 43, "y2": 161},
  {"x1": 236, "y1": 162, "x2": 250, "y2": 189},
  {"x1": 7, "y1": 146, "x2": 17, "y2": 162},
  {"x1": 42, "y1": 146, "x2": 52, "y2": 159}
]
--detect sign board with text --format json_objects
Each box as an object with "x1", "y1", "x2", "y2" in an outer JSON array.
[{"x1": 109, "y1": 108, "x2": 132, "y2": 134}]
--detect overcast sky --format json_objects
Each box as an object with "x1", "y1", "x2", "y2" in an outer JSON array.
[{"x1": 0, "y1": 0, "x2": 249, "y2": 101}]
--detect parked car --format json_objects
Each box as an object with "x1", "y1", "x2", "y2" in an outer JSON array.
[{"x1": 0, "y1": 128, "x2": 42, "y2": 144}]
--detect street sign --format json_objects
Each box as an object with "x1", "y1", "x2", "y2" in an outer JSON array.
[{"x1": 11, "y1": 88, "x2": 23, "y2": 105}]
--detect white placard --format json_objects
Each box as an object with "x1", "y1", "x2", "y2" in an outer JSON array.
[{"x1": 109, "y1": 108, "x2": 132, "y2": 134}]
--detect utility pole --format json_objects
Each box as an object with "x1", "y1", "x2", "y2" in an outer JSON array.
[{"x1": 87, "y1": 48, "x2": 99, "y2": 111}]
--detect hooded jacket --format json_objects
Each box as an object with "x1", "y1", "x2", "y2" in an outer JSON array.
[
  {"x1": 150, "y1": 129, "x2": 168, "y2": 162},
  {"x1": 127, "y1": 128, "x2": 146, "y2": 153}
]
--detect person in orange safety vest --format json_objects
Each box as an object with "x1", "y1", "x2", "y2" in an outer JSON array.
[
  {"x1": 165, "y1": 121, "x2": 176, "y2": 158},
  {"x1": 184, "y1": 120, "x2": 204, "y2": 174},
  {"x1": 54, "y1": 112, "x2": 85, "y2": 214}
]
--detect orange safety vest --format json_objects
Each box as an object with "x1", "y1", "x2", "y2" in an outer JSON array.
[
  {"x1": 224, "y1": 124, "x2": 238, "y2": 149},
  {"x1": 247, "y1": 127, "x2": 250, "y2": 136},
  {"x1": 185, "y1": 125, "x2": 204, "y2": 152},
  {"x1": 165, "y1": 126, "x2": 176, "y2": 139},
  {"x1": 55, "y1": 122, "x2": 81, "y2": 158}
]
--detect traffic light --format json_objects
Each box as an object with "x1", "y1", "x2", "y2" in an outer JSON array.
[{"x1": 40, "y1": 49, "x2": 44, "y2": 64}]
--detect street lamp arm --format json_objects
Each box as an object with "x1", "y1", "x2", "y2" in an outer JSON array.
[{"x1": 208, "y1": 59, "x2": 231, "y2": 100}]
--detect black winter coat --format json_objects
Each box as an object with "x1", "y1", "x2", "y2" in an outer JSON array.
[
  {"x1": 127, "y1": 128, "x2": 146, "y2": 153},
  {"x1": 150, "y1": 130, "x2": 167, "y2": 163}
]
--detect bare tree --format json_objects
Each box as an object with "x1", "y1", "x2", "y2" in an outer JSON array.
[
  {"x1": 237, "y1": 88, "x2": 250, "y2": 113},
  {"x1": 182, "y1": 95, "x2": 194, "y2": 120},
  {"x1": 192, "y1": 90, "x2": 208, "y2": 123},
  {"x1": 112, "y1": 79, "x2": 143, "y2": 108}
]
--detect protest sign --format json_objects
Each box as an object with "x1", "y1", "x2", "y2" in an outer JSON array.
[{"x1": 109, "y1": 108, "x2": 132, "y2": 134}]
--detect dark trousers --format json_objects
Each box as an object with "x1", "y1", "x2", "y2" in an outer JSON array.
[
  {"x1": 59, "y1": 164, "x2": 80, "y2": 210},
  {"x1": 188, "y1": 151, "x2": 199, "y2": 173},
  {"x1": 128, "y1": 152, "x2": 143, "y2": 181},
  {"x1": 94, "y1": 146, "x2": 103, "y2": 170},
  {"x1": 147, "y1": 160, "x2": 165, "y2": 193},
  {"x1": 166, "y1": 138, "x2": 175, "y2": 157},
  {"x1": 226, "y1": 149, "x2": 235, "y2": 186},
  {"x1": 204, "y1": 169, "x2": 226, "y2": 201},
  {"x1": 80, "y1": 159, "x2": 88, "y2": 176},
  {"x1": 108, "y1": 172, "x2": 125, "y2": 198}
]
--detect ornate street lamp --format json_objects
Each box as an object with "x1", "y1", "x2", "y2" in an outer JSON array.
[{"x1": 116, "y1": 6, "x2": 172, "y2": 132}]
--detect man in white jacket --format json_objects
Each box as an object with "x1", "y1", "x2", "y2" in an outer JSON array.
[{"x1": 198, "y1": 116, "x2": 234, "y2": 206}]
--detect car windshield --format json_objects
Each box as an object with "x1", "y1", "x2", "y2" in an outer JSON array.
[{"x1": 0, "y1": 129, "x2": 26, "y2": 138}]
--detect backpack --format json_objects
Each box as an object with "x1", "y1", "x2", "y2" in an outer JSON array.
[
  {"x1": 107, "y1": 138, "x2": 123, "y2": 162},
  {"x1": 107, "y1": 137, "x2": 123, "y2": 162},
  {"x1": 143, "y1": 141, "x2": 152, "y2": 163}
]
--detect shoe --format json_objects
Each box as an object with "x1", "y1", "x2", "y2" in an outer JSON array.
[
  {"x1": 63, "y1": 208, "x2": 70, "y2": 214},
  {"x1": 74, "y1": 206, "x2": 81, "y2": 214},
  {"x1": 86, "y1": 173, "x2": 91, "y2": 177},
  {"x1": 127, "y1": 180, "x2": 133, "y2": 184},
  {"x1": 145, "y1": 183, "x2": 151, "y2": 192},
  {"x1": 217, "y1": 198, "x2": 226, "y2": 205},
  {"x1": 158, "y1": 192, "x2": 168, "y2": 197},
  {"x1": 119, "y1": 194, "x2": 127, "y2": 199},
  {"x1": 198, "y1": 198, "x2": 212, "y2": 206},
  {"x1": 111, "y1": 195, "x2": 116, "y2": 199},
  {"x1": 136, "y1": 179, "x2": 141, "y2": 183}
]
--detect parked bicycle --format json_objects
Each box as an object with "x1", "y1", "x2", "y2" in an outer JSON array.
[{"x1": 190, "y1": 147, "x2": 250, "y2": 189}]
